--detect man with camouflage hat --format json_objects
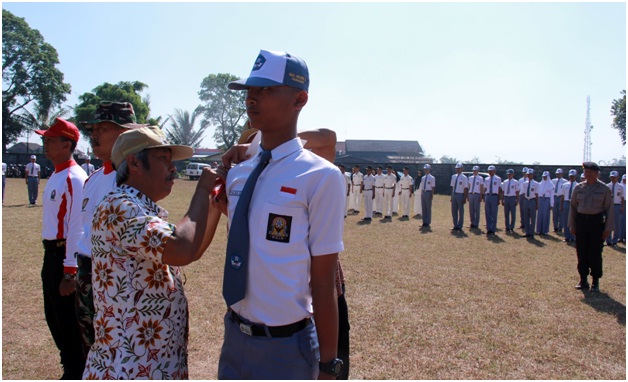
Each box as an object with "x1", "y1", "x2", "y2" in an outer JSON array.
[
  {"x1": 59, "y1": 101, "x2": 148, "y2": 359},
  {"x1": 569, "y1": 162, "x2": 613, "y2": 292}
]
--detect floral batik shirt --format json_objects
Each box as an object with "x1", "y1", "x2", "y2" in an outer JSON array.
[{"x1": 84, "y1": 185, "x2": 189, "y2": 380}]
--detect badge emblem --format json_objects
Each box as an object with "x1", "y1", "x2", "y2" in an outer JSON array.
[
  {"x1": 82, "y1": 197, "x2": 89, "y2": 211},
  {"x1": 50, "y1": 190, "x2": 56, "y2": 200},
  {"x1": 252, "y1": 54, "x2": 266, "y2": 71},
  {"x1": 266, "y1": 213, "x2": 292, "y2": 243},
  {"x1": 230, "y1": 255, "x2": 243, "y2": 270}
]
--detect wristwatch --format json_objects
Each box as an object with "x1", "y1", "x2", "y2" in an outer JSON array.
[
  {"x1": 63, "y1": 273, "x2": 76, "y2": 281},
  {"x1": 319, "y1": 358, "x2": 343, "y2": 377}
]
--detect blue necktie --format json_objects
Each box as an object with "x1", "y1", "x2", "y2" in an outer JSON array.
[
  {"x1": 489, "y1": 176, "x2": 493, "y2": 194},
  {"x1": 453, "y1": 173, "x2": 460, "y2": 195},
  {"x1": 223, "y1": 149, "x2": 272, "y2": 306},
  {"x1": 527, "y1": 180, "x2": 531, "y2": 198},
  {"x1": 508, "y1": 179, "x2": 512, "y2": 196},
  {"x1": 555, "y1": 179, "x2": 560, "y2": 193}
]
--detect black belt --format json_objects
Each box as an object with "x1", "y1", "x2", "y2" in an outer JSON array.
[
  {"x1": 375, "y1": 186, "x2": 384, "y2": 188},
  {"x1": 505, "y1": 195, "x2": 516, "y2": 197},
  {"x1": 402, "y1": 188, "x2": 410, "y2": 190},
  {"x1": 42, "y1": 239, "x2": 66, "y2": 251},
  {"x1": 364, "y1": 188, "x2": 373, "y2": 191},
  {"x1": 385, "y1": 187, "x2": 394, "y2": 189},
  {"x1": 230, "y1": 310, "x2": 311, "y2": 338},
  {"x1": 540, "y1": 196, "x2": 550, "y2": 199},
  {"x1": 576, "y1": 212, "x2": 603, "y2": 220}
]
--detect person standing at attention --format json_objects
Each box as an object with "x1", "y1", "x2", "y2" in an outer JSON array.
[
  {"x1": 36, "y1": 118, "x2": 87, "y2": 379},
  {"x1": 25, "y1": 154, "x2": 41, "y2": 205},
  {"x1": 450, "y1": 163, "x2": 468, "y2": 231},
  {"x1": 569, "y1": 162, "x2": 613, "y2": 292},
  {"x1": 421, "y1": 164, "x2": 435, "y2": 228},
  {"x1": 219, "y1": 49, "x2": 345, "y2": 379}
]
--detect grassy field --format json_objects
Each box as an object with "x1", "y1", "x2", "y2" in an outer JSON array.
[{"x1": 2, "y1": 177, "x2": 625, "y2": 380}]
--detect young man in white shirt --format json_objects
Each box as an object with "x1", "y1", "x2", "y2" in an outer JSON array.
[
  {"x1": 25, "y1": 154, "x2": 41, "y2": 205},
  {"x1": 220, "y1": 49, "x2": 345, "y2": 379}
]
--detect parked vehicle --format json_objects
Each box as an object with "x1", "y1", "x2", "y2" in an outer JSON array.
[{"x1": 185, "y1": 162, "x2": 211, "y2": 180}]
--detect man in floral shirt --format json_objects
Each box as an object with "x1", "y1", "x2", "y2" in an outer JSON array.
[{"x1": 84, "y1": 126, "x2": 222, "y2": 379}]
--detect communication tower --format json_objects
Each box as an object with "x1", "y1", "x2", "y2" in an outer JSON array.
[{"x1": 583, "y1": 96, "x2": 592, "y2": 162}]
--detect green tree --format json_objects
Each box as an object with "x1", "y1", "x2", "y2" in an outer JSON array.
[
  {"x1": 610, "y1": 90, "x2": 626, "y2": 145},
  {"x1": 2, "y1": 9, "x2": 71, "y2": 154},
  {"x1": 198, "y1": 73, "x2": 246, "y2": 150},
  {"x1": 164, "y1": 107, "x2": 208, "y2": 148},
  {"x1": 73, "y1": 81, "x2": 150, "y2": 135},
  {"x1": 438, "y1": 155, "x2": 459, "y2": 164}
]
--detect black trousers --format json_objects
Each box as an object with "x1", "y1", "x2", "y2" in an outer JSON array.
[
  {"x1": 337, "y1": 289, "x2": 350, "y2": 380},
  {"x1": 575, "y1": 214, "x2": 604, "y2": 279},
  {"x1": 41, "y1": 240, "x2": 86, "y2": 379}
]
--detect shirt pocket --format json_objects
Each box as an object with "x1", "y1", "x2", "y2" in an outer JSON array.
[{"x1": 255, "y1": 202, "x2": 308, "y2": 254}]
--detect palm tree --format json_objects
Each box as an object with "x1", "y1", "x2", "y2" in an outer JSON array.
[
  {"x1": 164, "y1": 107, "x2": 208, "y2": 148},
  {"x1": 17, "y1": 103, "x2": 71, "y2": 153}
]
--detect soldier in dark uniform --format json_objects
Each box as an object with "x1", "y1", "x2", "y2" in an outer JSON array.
[{"x1": 568, "y1": 162, "x2": 614, "y2": 292}]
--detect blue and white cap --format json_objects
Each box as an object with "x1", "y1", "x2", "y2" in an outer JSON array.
[
  {"x1": 455, "y1": 163, "x2": 463, "y2": 169},
  {"x1": 556, "y1": 168, "x2": 563, "y2": 174},
  {"x1": 622, "y1": 174, "x2": 626, "y2": 180},
  {"x1": 568, "y1": 169, "x2": 577, "y2": 176},
  {"x1": 229, "y1": 49, "x2": 309, "y2": 91},
  {"x1": 507, "y1": 169, "x2": 514, "y2": 175},
  {"x1": 424, "y1": 164, "x2": 432, "y2": 170},
  {"x1": 522, "y1": 167, "x2": 528, "y2": 173},
  {"x1": 488, "y1": 165, "x2": 496, "y2": 171},
  {"x1": 542, "y1": 171, "x2": 550, "y2": 177},
  {"x1": 610, "y1": 170, "x2": 619, "y2": 177},
  {"x1": 580, "y1": 173, "x2": 585, "y2": 179},
  {"x1": 527, "y1": 168, "x2": 535, "y2": 174},
  {"x1": 472, "y1": 165, "x2": 480, "y2": 171}
]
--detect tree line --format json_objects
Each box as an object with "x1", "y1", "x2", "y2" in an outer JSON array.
[{"x1": 3, "y1": 9, "x2": 626, "y2": 158}]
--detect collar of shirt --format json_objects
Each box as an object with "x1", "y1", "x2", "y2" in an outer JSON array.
[
  {"x1": 103, "y1": 160, "x2": 114, "y2": 175},
  {"x1": 118, "y1": 184, "x2": 169, "y2": 219},
  {"x1": 264, "y1": 137, "x2": 303, "y2": 163},
  {"x1": 53, "y1": 159, "x2": 77, "y2": 173}
]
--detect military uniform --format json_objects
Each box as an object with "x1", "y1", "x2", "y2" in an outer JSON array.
[
  {"x1": 501, "y1": 170, "x2": 519, "y2": 232},
  {"x1": 350, "y1": 168, "x2": 363, "y2": 213},
  {"x1": 374, "y1": 169, "x2": 385, "y2": 215},
  {"x1": 398, "y1": 171, "x2": 413, "y2": 218},
  {"x1": 483, "y1": 166, "x2": 501, "y2": 235},
  {"x1": 383, "y1": 169, "x2": 396, "y2": 219},
  {"x1": 569, "y1": 162, "x2": 613, "y2": 291},
  {"x1": 362, "y1": 170, "x2": 376, "y2": 220}
]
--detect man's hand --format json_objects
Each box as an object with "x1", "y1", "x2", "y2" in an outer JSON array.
[
  {"x1": 221, "y1": 144, "x2": 251, "y2": 169},
  {"x1": 59, "y1": 279, "x2": 77, "y2": 296}
]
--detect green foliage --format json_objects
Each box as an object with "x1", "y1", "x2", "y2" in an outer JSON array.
[
  {"x1": 73, "y1": 81, "x2": 150, "y2": 134},
  {"x1": 164, "y1": 107, "x2": 208, "y2": 148},
  {"x1": 198, "y1": 73, "x2": 246, "y2": 150},
  {"x1": 438, "y1": 155, "x2": 459, "y2": 164},
  {"x1": 610, "y1": 89, "x2": 626, "y2": 145},
  {"x1": 2, "y1": 9, "x2": 71, "y2": 151}
]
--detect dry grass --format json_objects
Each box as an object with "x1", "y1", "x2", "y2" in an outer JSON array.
[{"x1": 2, "y1": 178, "x2": 625, "y2": 379}]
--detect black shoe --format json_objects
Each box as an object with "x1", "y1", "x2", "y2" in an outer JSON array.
[
  {"x1": 590, "y1": 284, "x2": 599, "y2": 292},
  {"x1": 575, "y1": 281, "x2": 590, "y2": 290}
]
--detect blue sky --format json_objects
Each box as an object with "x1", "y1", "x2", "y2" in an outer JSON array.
[{"x1": 3, "y1": 1, "x2": 626, "y2": 166}]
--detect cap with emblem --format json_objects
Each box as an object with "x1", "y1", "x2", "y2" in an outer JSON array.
[
  {"x1": 35, "y1": 118, "x2": 80, "y2": 142},
  {"x1": 488, "y1": 165, "x2": 496, "y2": 171},
  {"x1": 80, "y1": 101, "x2": 148, "y2": 130},
  {"x1": 111, "y1": 125, "x2": 194, "y2": 169},
  {"x1": 507, "y1": 169, "x2": 514, "y2": 175},
  {"x1": 582, "y1": 162, "x2": 601, "y2": 172},
  {"x1": 472, "y1": 165, "x2": 480, "y2": 171},
  {"x1": 555, "y1": 168, "x2": 563, "y2": 174},
  {"x1": 522, "y1": 167, "x2": 528, "y2": 173},
  {"x1": 623, "y1": 174, "x2": 626, "y2": 181},
  {"x1": 527, "y1": 168, "x2": 535, "y2": 174},
  {"x1": 455, "y1": 163, "x2": 463, "y2": 169},
  {"x1": 580, "y1": 173, "x2": 585, "y2": 179},
  {"x1": 424, "y1": 164, "x2": 431, "y2": 170},
  {"x1": 30, "y1": 155, "x2": 36, "y2": 160},
  {"x1": 610, "y1": 171, "x2": 618, "y2": 177},
  {"x1": 229, "y1": 49, "x2": 309, "y2": 92},
  {"x1": 542, "y1": 171, "x2": 550, "y2": 177},
  {"x1": 568, "y1": 169, "x2": 577, "y2": 176}
]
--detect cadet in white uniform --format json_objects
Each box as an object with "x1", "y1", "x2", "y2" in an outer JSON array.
[
  {"x1": 383, "y1": 165, "x2": 396, "y2": 219},
  {"x1": 606, "y1": 171, "x2": 625, "y2": 246},
  {"x1": 398, "y1": 167, "x2": 413, "y2": 218},
  {"x1": 421, "y1": 164, "x2": 435, "y2": 227},
  {"x1": 467, "y1": 165, "x2": 484, "y2": 229},
  {"x1": 413, "y1": 170, "x2": 423, "y2": 217},
  {"x1": 25, "y1": 154, "x2": 41, "y2": 205},
  {"x1": 373, "y1": 167, "x2": 385, "y2": 215},
  {"x1": 81, "y1": 158, "x2": 95, "y2": 176},
  {"x1": 338, "y1": 164, "x2": 350, "y2": 218},
  {"x1": 392, "y1": 172, "x2": 401, "y2": 216},
  {"x1": 551, "y1": 168, "x2": 567, "y2": 232},
  {"x1": 501, "y1": 169, "x2": 519, "y2": 232},
  {"x1": 450, "y1": 163, "x2": 468, "y2": 231},
  {"x1": 350, "y1": 165, "x2": 363, "y2": 214},
  {"x1": 362, "y1": 166, "x2": 376, "y2": 221},
  {"x1": 536, "y1": 171, "x2": 555, "y2": 235}
]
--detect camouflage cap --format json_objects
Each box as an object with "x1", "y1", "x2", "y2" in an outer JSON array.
[{"x1": 80, "y1": 101, "x2": 148, "y2": 129}]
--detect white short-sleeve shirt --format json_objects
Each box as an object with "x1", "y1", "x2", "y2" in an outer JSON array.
[
  {"x1": 226, "y1": 138, "x2": 345, "y2": 326},
  {"x1": 450, "y1": 173, "x2": 469, "y2": 194}
]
